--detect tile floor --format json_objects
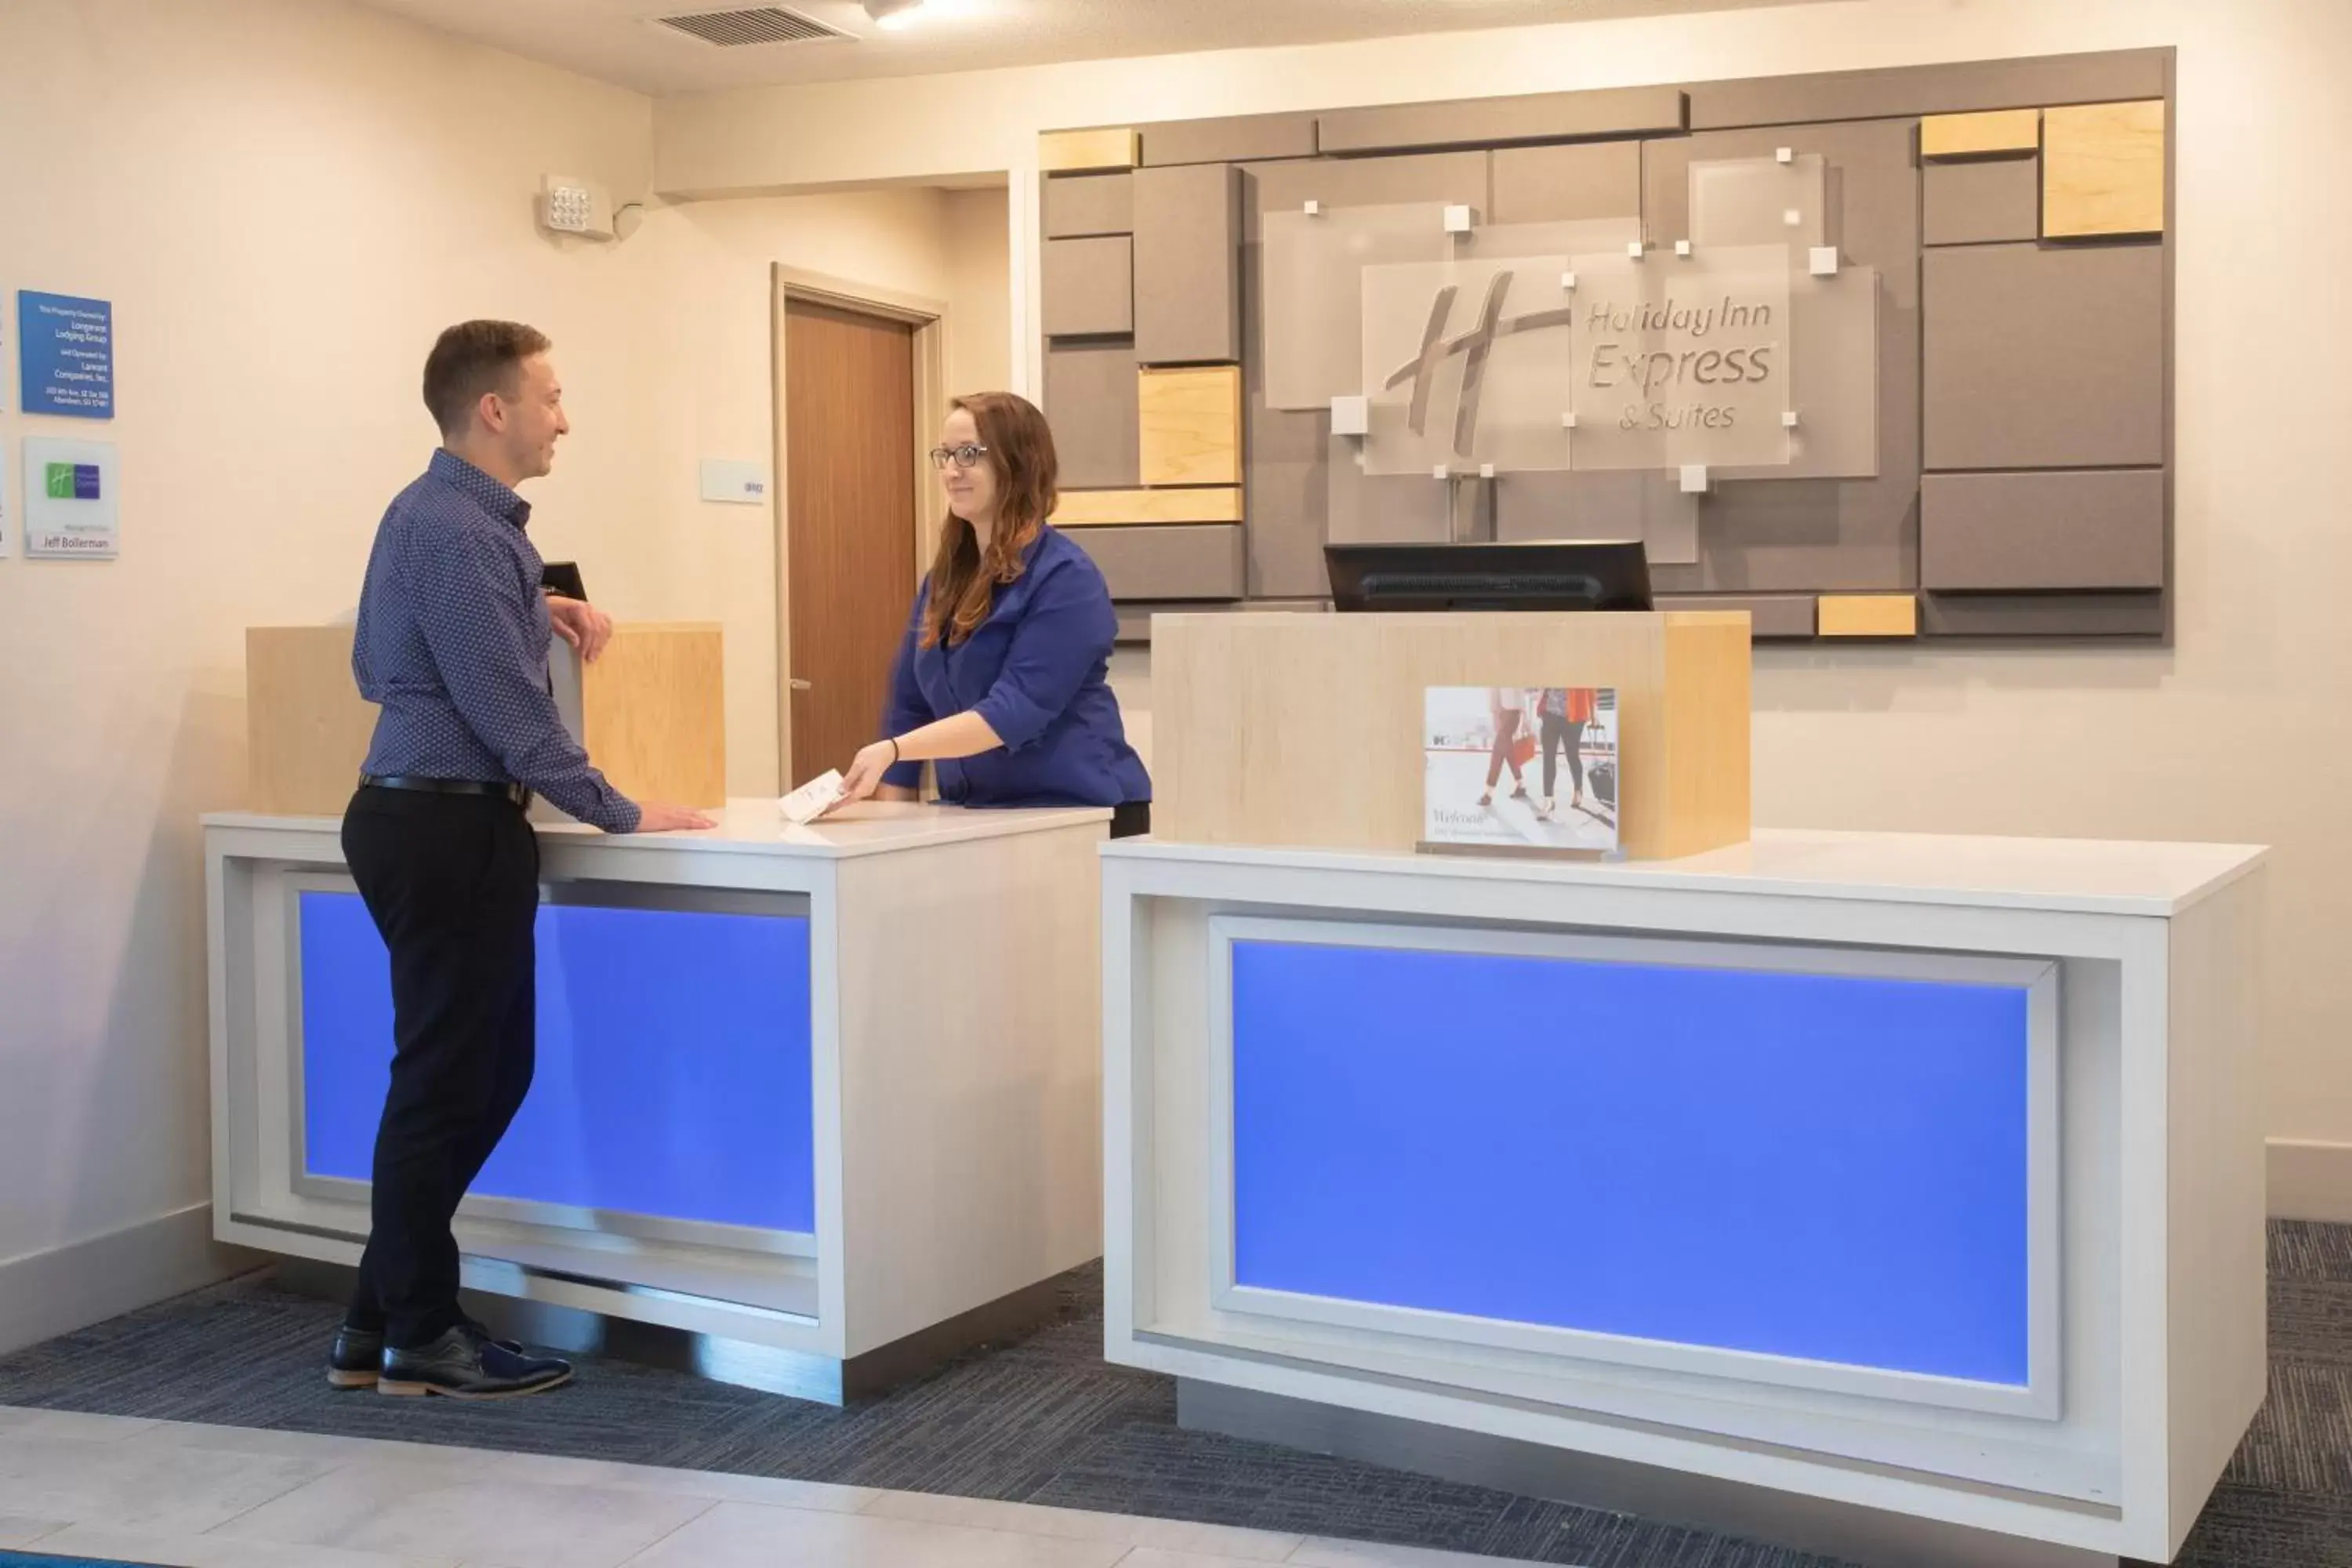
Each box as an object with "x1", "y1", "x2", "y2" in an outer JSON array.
[{"x1": 0, "y1": 1406, "x2": 1552, "y2": 1568}]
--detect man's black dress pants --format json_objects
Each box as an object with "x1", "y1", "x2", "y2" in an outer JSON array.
[{"x1": 339, "y1": 785, "x2": 539, "y2": 1350}]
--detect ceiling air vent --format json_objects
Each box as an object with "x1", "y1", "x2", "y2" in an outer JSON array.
[{"x1": 655, "y1": 6, "x2": 850, "y2": 46}]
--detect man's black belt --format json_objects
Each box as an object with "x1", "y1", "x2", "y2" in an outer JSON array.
[{"x1": 360, "y1": 775, "x2": 532, "y2": 809}]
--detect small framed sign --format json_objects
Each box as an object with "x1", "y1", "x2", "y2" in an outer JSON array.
[{"x1": 1421, "y1": 685, "x2": 1619, "y2": 859}]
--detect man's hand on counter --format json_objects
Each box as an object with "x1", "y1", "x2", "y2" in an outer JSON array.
[
  {"x1": 634, "y1": 800, "x2": 717, "y2": 833},
  {"x1": 546, "y1": 593, "x2": 614, "y2": 662}
]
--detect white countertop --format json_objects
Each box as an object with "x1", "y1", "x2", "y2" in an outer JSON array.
[
  {"x1": 203, "y1": 799, "x2": 1110, "y2": 859},
  {"x1": 1107, "y1": 826, "x2": 2268, "y2": 916}
]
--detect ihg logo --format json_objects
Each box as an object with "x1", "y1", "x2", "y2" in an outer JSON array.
[{"x1": 45, "y1": 462, "x2": 102, "y2": 501}]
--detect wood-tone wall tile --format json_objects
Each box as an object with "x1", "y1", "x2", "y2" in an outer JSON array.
[
  {"x1": 1920, "y1": 109, "x2": 2041, "y2": 159},
  {"x1": 1044, "y1": 339, "x2": 1139, "y2": 489},
  {"x1": 1923, "y1": 242, "x2": 2163, "y2": 470},
  {"x1": 1039, "y1": 126, "x2": 1139, "y2": 172},
  {"x1": 1133, "y1": 163, "x2": 1241, "y2": 364},
  {"x1": 1921, "y1": 469, "x2": 2165, "y2": 591},
  {"x1": 1817, "y1": 593, "x2": 1918, "y2": 637},
  {"x1": 2044, "y1": 100, "x2": 2166, "y2": 238},
  {"x1": 1051, "y1": 487, "x2": 1243, "y2": 526},
  {"x1": 1138, "y1": 365, "x2": 1242, "y2": 487},
  {"x1": 1044, "y1": 172, "x2": 1133, "y2": 238},
  {"x1": 1040, "y1": 235, "x2": 1134, "y2": 337}
]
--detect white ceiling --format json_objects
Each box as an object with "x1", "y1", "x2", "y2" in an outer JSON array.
[{"x1": 356, "y1": 0, "x2": 1804, "y2": 96}]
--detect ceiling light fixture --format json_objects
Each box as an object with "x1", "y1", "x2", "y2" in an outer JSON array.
[{"x1": 863, "y1": 0, "x2": 924, "y2": 28}]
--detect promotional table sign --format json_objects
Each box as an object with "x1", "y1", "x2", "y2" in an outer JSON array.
[{"x1": 1421, "y1": 685, "x2": 1619, "y2": 859}]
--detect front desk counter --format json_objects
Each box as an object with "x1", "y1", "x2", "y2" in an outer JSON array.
[
  {"x1": 1102, "y1": 828, "x2": 2267, "y2": 1568},
  {"x1": 205, "y1": 799, "x2": 1108, "y2": 1403}
]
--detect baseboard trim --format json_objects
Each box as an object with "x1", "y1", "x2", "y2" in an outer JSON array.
[
  {"x1": 2268, "y1": 1138, "x2": 2352, "y2": 1222},
  {"x1": 0, "y1": 1203, "x2": 262, "y2": 1358}
]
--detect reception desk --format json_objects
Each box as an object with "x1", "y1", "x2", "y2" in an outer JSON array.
[
  {"x1": 205, "y1": 800, "x2": 1106, "y2": 1402},
  {"x1": 1100, "y1": 828, "x2": 2266, "y2": 1568}
]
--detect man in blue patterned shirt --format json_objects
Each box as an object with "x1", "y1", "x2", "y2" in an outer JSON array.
[{"x1": 329, "y1": 321, "x2": 712, "y2": 1400}]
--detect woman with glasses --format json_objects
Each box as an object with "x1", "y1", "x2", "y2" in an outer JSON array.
[{"x1": 837, "y1": 392, "x2": 1152, "y2": 837}]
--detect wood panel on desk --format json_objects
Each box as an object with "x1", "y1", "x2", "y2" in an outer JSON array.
[
  {"x1": 2045, "y1": 100, "x2": 2166, "y2": 238},
  {"x1": 1152, "y1": 612, "x2": 1749, "y2": 861},
  {"x1": 1138, "y1": 365, "x2": 1241, "y2": 486},
  {"x1": 246, "y1": 626, "x2": 375, "y2": 816},
  {"x1": 1051, "y1": 487, "x2": 1242, "y2": 526},
  {"x1": 579, "y1": 624, "x2": 728, "y2": 809}
]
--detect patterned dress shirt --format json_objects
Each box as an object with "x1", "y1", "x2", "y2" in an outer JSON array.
[{"x1": 352, "y1": 449, "x2": 639, "y2": 833}]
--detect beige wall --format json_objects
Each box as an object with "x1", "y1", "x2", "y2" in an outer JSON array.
[
  {"x1": 945, "y1": 187, "x2": 1014, "y2": 404},
  {"x1": 0, "y1": 0, "x2": 1004, "y2": 1334},
  {"x1": 0, "y1": 0, "x2": 658, "y2": 1305},
  {"x1": 664, "y1": 0, "x2": 2352, "y2": 1213},
  {"x1": 631, "y1": 185, "x2": 1007, "y2": 794}
]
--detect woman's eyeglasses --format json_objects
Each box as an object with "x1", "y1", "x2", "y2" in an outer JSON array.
[{"x1": 928, "y1": 443, "x2": 990, "y2": 470}]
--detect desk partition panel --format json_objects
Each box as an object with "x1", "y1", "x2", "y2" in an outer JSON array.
[
  {"x1": 1210, "y1": 917, "x2": 2060, "y2": 1417},
  {"x1": 294, "y1": 881, "x2": 816, "y2": 1246}
]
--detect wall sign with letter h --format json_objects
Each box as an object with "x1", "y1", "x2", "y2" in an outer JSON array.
[{"x1": 45, "y1": 462, "x2": 101, "y2": 501}]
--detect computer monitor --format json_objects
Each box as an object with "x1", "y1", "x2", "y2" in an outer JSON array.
[
  {"x1": 541, "y1": 561, "x2": 588, "y2": 601},
  {"x1": 1324, "y1": 540, "x2": 1653, "y2": 614}
]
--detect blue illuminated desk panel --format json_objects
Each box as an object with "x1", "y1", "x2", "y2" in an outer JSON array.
[
  {"x1": 1229, "y1": 938, "x2": 2033, "y2": 1388},
  {"x1": 298, "y1": 890, "x2": 815, "y2": 1236}
]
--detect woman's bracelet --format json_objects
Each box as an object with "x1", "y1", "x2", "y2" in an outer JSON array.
[{"x1": 887, "y1": 737, "x2": 901, "y2": 765}]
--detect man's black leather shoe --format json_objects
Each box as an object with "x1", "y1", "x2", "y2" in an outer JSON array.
[
  {"x1": 330, "y1": 1318, "x2": 523, "y2": 1389},
  {"x1": 378, "y1": 1325, "x2": 572, "y2": 1399},
  {"x1": 327, "y1": 1325, "x2": 383, "y2": 1389}
]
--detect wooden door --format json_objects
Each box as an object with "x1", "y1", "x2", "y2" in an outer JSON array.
[{"x1": 784, "y1": 297, "x2": 917, "y2": 787}]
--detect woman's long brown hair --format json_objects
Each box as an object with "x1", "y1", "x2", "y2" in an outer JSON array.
[{"x1": 920, "y1": 392, "x2": 1059, "y2": 648}]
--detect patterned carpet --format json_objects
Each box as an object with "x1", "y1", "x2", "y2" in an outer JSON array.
[{"x1": 7, "y1": 1225, "x2": 2352, "y2": 1566}]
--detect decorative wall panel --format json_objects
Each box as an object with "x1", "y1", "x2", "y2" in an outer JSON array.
[
  {"x1": 1045, "y1": 339, "x2": 1141, "y2": 489},
  {"x1": 1041, "y1": 235, "x2": 1134, "y2": 338},
  {"x1": 1134, "y1": 164, "x2": 1243, "y2": 364},
  {"x1": 2043, "y1": 100, "x2": 2166, "y2": 238},
  {"x1": 1040, "y1": 47, "x2": 2175, "y2": 641}
]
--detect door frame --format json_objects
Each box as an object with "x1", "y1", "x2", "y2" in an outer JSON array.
[{"x1": 771, "y1": 264, "x2": 949, "y2": 786}]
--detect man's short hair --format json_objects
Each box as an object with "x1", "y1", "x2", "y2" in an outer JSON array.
[{"x1": 422, "y1": 321, "x2": 552, "y2": 436}]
